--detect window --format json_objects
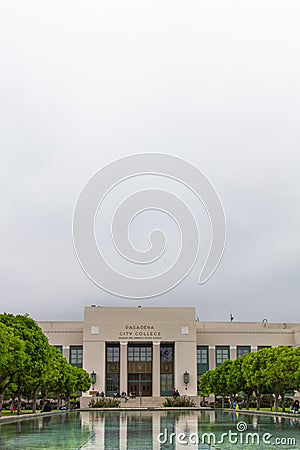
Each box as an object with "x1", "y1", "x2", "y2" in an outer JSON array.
[
  {"x1": 197, "y1": 346, "x2": 209, "y2": 376},
  {"x1": 128, "y1": 346, "x2": 152, "y2": 361},
  {"x1": 106, "y1": 344, "x2": 120, "y2": 396},
  {"x1": 128, "y1": 345, "x2": 152, "y2": 396},
  {"x1": 160, "y1": 373, "x2": 173, "y2": 394},
  {"x1": 160, "y1": 346, "x2": 173, "y2": 362},
  {"x1": 106, "y1": 373, "x2": 119, "y2": 394},
  {"x1": 107, "y1": 346, "x2": 120, "y2": 362},
  {"x1": 258, "y1": 345, "x2": 271, "y2": 350},
  {"x1": 197, "y1": 346, "x2": 208, "y2": 364},
  {"x1": 215, "y1": 346, "x2": 230, "y2": 366},
  {"x1": 237, "y1": 346, "x2": 251, "y2": 358},
  {"x1": 69, "y1": 346, "x2": 83, "y2": 368},
  {"x1": 160, "y1": 344, "x2": 174, "y2": 396}
]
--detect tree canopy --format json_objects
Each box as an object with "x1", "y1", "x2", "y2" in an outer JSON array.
[
  {"x1": 0, "y1": 313, "x2": 91, "y2": 416},
  {"x1": 198, "y1": 346, "x2": 300, "y2": 411}
]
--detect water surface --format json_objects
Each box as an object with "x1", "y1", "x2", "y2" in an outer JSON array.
[{"x1": 0, "y1": 410, "x2": 299, "y2": 449}]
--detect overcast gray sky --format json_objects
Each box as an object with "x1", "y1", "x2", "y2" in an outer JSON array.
[{"x1": 1, "y1": 1, "x2": 300, "y2": 323}]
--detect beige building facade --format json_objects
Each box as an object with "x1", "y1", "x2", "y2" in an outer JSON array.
[{"x1": 39, "y1": 306, "x2": 300, "y2": 400}]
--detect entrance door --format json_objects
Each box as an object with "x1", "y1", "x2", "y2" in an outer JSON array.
[
  {"x1": 127, "y1": 345, "x2": 153, "y2": 397},
  {"x1": 128, "y1": 375, "x2": 152, "y2": 397}
]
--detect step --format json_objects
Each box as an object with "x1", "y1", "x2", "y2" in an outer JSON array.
[{"x1": 120, "y1": 397, "x2": 165, "y2": 408}]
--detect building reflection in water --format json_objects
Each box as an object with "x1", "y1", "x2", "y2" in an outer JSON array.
[
  {"x1": 78, "y1": 410, "x2": 300, "y2": 449},
  {"x1": 0, "y1": 410, "x2": 298, "y2": 450},
  {"x1": 80, "y1": 410, "x2": 218, "y2": 449}
]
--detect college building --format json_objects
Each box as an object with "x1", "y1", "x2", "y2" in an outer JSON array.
[{"x1": 38, "y1": 306, "x2": 300, "y2": 402}]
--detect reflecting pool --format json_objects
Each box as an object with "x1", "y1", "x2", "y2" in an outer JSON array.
[{"x1": 0, "y1": 410, "x2": 299, "y2": 449}]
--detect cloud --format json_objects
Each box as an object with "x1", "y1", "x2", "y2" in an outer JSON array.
[{"x1": 0, "y1": 1, "x2": 299, "y2": 322}]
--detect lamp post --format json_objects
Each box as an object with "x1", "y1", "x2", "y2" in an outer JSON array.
[
  {"x1": 90, "y1": 371, "x2": 96, "y2": 390},
  {"x1": 183, "y1": 370, "x2": 190, "y2": 390}
]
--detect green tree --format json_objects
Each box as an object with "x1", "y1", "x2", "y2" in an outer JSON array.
[
  {"x1": 0, "y1": 313, "x2": 52, "y2": 413},
  {"x1": 294, "y1": 347, "x2": 300, "y2": 391},
  {"x1": 241, "y1": 348, "x2": 270, "y2": 410},
  {"x1": 210, "y1": 361, "x2": 233, "y2": 408},
  {"x1": 226, "y1": 358, "x2": 247, "y2": 407},
  {"x1": 0, "y1": 323, "x2": 27, "y2": 416},
  {"x1": 73, "y1": 365, "x2": 91, "y2": 394},
  {"x1": 210, "y1": 359, "x2": 245, "y2": 408},
  {"x1": 231, "y1": 355, "x2": 253, "y2": 409},
  {"x1": 43, "y1": 348, "x2": 91, "y2": 408},
  {"x1": 198, "y1": 370, "x2": 213, "y2": 398},
  {"x1": 263, "y1": 346, "x2": 300, "y2": 412}
]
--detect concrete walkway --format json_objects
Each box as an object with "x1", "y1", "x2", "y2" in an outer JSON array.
[{"x1": 0, "y1": 410, "x2": 66, "y2": 424}]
